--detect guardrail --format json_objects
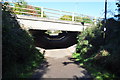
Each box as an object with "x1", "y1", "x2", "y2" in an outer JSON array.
[{"x1": 2, "y1": 1, "x2": 96, "y2": 23}]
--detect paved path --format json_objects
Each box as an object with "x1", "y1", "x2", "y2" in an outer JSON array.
[{"x1": 32, "y1": 45, "x2": 92, "y2": 79}]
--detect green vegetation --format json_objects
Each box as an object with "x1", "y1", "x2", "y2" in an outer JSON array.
[
  {"x1": 13, "y1": 0, "x2": 28, "y2": 15},
  {"x1": 6, "y1": 1, "x2": 46, "y2": 17},
  {"x1": 60, "y1": 15, "x2": 72, "y2": 21},
  {"x1": 60, "y1": 15, "x2": 93, "y2": 23},
  {"x1": 2, "y1": 3, "x2": 44, "y2": 78},
  {"x1": 73, "y1": 19, "x2": 120, "y2": 79}
]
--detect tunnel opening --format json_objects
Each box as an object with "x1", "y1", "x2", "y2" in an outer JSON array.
[{"x1": 29, "y1": 29, "x2": 80, "y2": 49}]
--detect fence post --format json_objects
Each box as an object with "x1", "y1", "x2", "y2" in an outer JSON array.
[
  {"x1": 41, "y1": 7, "x2": 44, "y2": 17},
  {"x1": 72, "y1": 12, "x2": 74, "y2": 21}
]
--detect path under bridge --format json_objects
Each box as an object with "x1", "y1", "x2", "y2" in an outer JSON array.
[{"x1": 5, "y1": 2, "x2": 95, "y2": 49}]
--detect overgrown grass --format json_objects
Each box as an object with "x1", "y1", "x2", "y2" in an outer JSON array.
[
  {"x1": 73, "y1": 19, "x2": 120, "y2": 80},
  {"x1": 2, "y1": 4, "x2": 44, "y2": 78}
]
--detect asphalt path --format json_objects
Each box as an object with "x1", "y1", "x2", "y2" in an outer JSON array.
[{"x1": 32, "y1": 45, "x2": 92, "y2": 80}]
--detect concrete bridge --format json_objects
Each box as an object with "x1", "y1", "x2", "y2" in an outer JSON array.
[
  {"x1": 4, "y1": 2, "x2": 96, "y2": 49},
  {"x1": 16, "y1": 15, "x2": 90, "y2": 32},
  {"x1": 5, "y1": 2, "x2": 95, "y2": 32}
]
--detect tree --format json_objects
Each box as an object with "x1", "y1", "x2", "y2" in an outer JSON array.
[
  {"x1": 13, "y1": 0, "x2": 46, "y2": 17},
  {"x1": 60, "y1": 15, "x2": 72, "y2": 21},
  {"x1": 60, "y1": 15, "x2": 93, "y2": 23},
  {"x1": 17, "y1": 0, "x2": 27, "y2": 5}
]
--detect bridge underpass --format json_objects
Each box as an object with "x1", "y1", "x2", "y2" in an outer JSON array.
[
  {"x1": 29, "y1": 30, "x2": 80, "y2": 49},
  {"x1": 6, "y1": 3, "x2": 94, "y2": 49},
  {"x1": 16, "y1": 15, "x2": 89, "y2": 49}
]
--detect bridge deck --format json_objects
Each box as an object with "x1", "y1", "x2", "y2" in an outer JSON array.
[{"x1": 17, "y1": 15, "x2": 91, "y2": 32}]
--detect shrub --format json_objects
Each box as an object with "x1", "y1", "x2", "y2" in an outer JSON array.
[
  {"x1": 73, "y1": 18, "x2": 120, "y2": 79},
  {"x1": 60, "y1": 15, "x2": 93, "y2": 23},
  {"x1": 2, "y1": 4, "x2": 44, "y2": 78}
]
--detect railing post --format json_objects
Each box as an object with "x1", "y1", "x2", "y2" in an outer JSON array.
[
  {"x1": 72, "y1": 12, "x2": 75, "y2": 21},
  {"x1": 41, "y1": 7, "x2": 44, "y2": 17},
  {"x1": 94, "y1": 17, "x2": 97, "y2": 25}
]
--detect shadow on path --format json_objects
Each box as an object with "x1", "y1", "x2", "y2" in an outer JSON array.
[
  {"x1": 62, "y1": 57, "x2": 93, "y2": 80},
  {"x1": 32, "y1": 57, "x2": 93, "y2": 80},
  {"x1": 32, "y1": 45, "x2": 93, "y2": 80},
  {"x1": 32, "y1": 59, "x2": 49, "y2": 80}
]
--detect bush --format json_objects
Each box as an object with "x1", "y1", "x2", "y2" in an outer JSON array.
[
  {"x1": 2, "y1": 4, "x2": 44, "y2": 78},
  {"x1": 60, "y1": 15, "x2": 93, "y2": 23},
  {"x1": 73, "y1": 18, "x2": 120, "y2": 79},
  {"x1": 103, "y1": 18, "x2": 120, "y2": 76},
  {"x1": 75, "y1": 22, "x2": 103, "y2": 59}
]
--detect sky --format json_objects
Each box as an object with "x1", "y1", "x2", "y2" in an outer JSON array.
[
  {"x1": 27, "y1": 2, "x2": 117, "y2": 18},
  {"x1": 6, "y1": 0, "x2": 118, "y2": 18},
  {"x1": 24, "y1": 0, "x2": 119, "y2": 2}
]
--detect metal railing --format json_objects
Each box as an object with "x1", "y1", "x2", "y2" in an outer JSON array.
[{"x1": 2, "y1": 1, "x2": 96, "y2": 23}]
